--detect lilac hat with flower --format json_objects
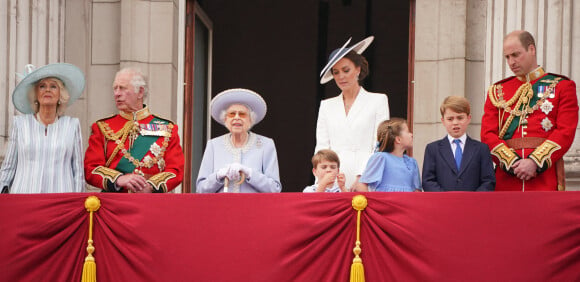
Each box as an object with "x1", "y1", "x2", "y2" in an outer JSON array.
[{"x1": 12, "y1": 63, "x2": 85, "y2": 114}]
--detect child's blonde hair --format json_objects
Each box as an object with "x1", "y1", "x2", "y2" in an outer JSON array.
[
  {"x1": 311, "y1": 149, "x2": 340, "y2": 168},
  {"x1": 377, "y1": 118, "x2": 407, "y2": 153},
  {"x1": 440, "y1": 96, "x2": 471, "y2": 117}
]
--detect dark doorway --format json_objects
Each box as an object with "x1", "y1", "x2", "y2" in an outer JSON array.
[{"x1": 194, "y1": 0, "x2": 412, "y2": 192}]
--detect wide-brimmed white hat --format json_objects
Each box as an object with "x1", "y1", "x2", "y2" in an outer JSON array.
[
  {"x1": 210, "y1": 88, "x2": 267, "y2": 126},
  {"x1": 320, "y1": 36, "x2": 374, "y2": 84},
  {"x1": 12, "y1": 63, "x2": 85, "y2": 114}
]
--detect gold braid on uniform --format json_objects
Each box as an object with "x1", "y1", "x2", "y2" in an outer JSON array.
[
  {"x1": 488, "y1": 82, "x2": 534, "y2": 139},
  {"x1": 490, "y1": 143, "x2": 520, "y2": 171},
  {"x1": 97, "y1": 120, "x2": 136, "y2": 167},
  {"x1": 91, "y1": 166, "x2": 123, "y2": 190},
  {"x1": 146, "y1": 172, "x2": 177, "y2": 193},
  {"x1": 529, "y1": 140, "x2": 561, "y2": 171},
  {"x1": 98, "y1": 120, "x2": 172, "y2": 171}
]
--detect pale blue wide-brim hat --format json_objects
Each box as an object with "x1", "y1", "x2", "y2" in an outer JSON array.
[
  {"x1": 12, "y1": 63, "x2": 85, "y2": 114},
  {"x1": 319, "y1": 36, "x2": 374, "y2": 84},
  {"x1": 210, "y1": 88, "x2": 267, "y2": 126}
]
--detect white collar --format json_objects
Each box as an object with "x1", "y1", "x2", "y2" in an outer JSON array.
[{"x1": 447, "y1": 134, "x2": 467, "y2": 145}]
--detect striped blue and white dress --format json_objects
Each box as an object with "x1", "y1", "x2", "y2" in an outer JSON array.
[{"x1": 0, "y1": 114, "x2": 85, "y2": 193}]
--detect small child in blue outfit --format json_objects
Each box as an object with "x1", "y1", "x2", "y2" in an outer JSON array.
[
  {"x1": 303, "y1": 149, "x2": 348, "y2": 192},
  {"x1": 357, "y1": 118, "x2": 422, "y2": 192}
]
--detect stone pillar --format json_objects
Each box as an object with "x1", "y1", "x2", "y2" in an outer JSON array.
[
  {"x1": 88, "y1": 0, "x2": 180, "y2": 191},
  {"x1": 0, "y1": 0, "x2": 68, "y2": 161},
  {"x1": 413, "y1": 0, "x2": 488, "y2": 171},
  {"x1": 484, "y1": 0, "x2": 580, "y2": 190},
  {"x1": 88, "y1": 0, "x2": 178, "y2": 129}
]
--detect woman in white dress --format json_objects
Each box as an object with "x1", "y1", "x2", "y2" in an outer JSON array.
[
  {"x1": 316, "y1": 36, "x2": 390, "y2": 190},
  {"x1": 0, "y1": 63, "x2": 85, "y2": 193},
  {"x1": 196, "y1": 88, "x2": 281, "y2": 193}
]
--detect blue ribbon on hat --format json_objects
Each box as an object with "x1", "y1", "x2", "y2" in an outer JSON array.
[{"x1": 16, "y1": 64, "x2": 37, "y2": 81}]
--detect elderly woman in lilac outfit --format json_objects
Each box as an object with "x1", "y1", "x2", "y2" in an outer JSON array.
[{"x1": 196, "y1": 88, "x2": 282, "y2": 193}]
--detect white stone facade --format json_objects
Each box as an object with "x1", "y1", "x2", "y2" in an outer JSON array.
[
  {"x1": 1, "y1": 0, "x2": 579, "y2": 190},
  {"x1": 413, "y1": 0, "x2": 580, "y2": 190}
]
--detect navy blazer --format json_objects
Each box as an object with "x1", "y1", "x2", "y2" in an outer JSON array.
[{"x1": 422, "y1": 136, "x2": 495, "y2": 191}]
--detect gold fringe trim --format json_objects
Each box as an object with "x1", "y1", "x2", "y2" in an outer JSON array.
[
  {"x1": 350, "y1": 195, "x2": 368, "y2": 282},
  {"x1": 147, "y1": 172, "x2": 177, "y2": 193},
  {"x1": 92, "y1": 166, "x2": 122, "y2": 190},
  {"x1": 491, "y1": 143, "x2": 519, "y2": 170},
  {"x1": 529, "y1": 140, "x2": 561, "y2": 169},
  {"x1": 82, "y1": 196, "x2": 101, "y2": 282}
]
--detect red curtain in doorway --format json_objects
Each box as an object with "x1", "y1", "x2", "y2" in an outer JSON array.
[{"x1": 1, "y1": 192, "x2": 579, "y2": 281}]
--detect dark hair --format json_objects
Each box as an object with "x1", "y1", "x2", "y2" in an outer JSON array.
[
  {"x1": 517, "y1": 31, "x2": 536, "y2": 51},
  {"x1": 343, "y1": 51, "x2": 369, "y2": 82},
  {"x1": 377, "y1": 118, "x2": 407, "y2": 153}
]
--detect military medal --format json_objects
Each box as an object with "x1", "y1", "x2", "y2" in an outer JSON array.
[
  {"x1": 541, "y1": 117, "x2": 553, "y2": 131},
  {"x1": 150, "y1": 143, "x2": 162, "y2": 156},
  {"x1": 140, "y1": 123, "x2": 171, "y2": 137},
  {"x1": 540, "y1": 100, "x2": 554, "y2": 115},
  {"x1": 537, "y1": 85, "x2": 546, "y2": 98}
]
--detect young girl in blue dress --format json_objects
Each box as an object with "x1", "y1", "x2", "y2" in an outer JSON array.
[{"x1": 357, "y1": 118, "x2": 422, "y2": 192}]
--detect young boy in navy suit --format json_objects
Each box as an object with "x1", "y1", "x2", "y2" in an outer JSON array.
[{"x1": 422, "y1": 96, "x2": 495, "y2": 191}]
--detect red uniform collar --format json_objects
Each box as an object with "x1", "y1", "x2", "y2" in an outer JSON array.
[
  {"x1": 120, "y1": 106, "x2": 151, "y2": 121},
  {"x1": 517, "y1": 66, "x2": 545, "y2": 82}
]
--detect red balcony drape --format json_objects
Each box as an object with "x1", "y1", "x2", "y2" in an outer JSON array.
[{"x1": 1, "y1": 192, "x2": 579, "y2": 281}]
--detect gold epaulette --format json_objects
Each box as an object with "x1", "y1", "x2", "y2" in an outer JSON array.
[
  {"x1": 152, "y1": 114, "x2": 176, "y2": 125},
  {"x1": 493, "y1": 76, "x2": 516, "y2": 85},
  {"x1": 529, "y1": 140, "x2": 561, "y2": 169},
  {"x1": 95, "y1": 113, "x2": 118, "y2": 124},
  {"x1": 547, "y1": 73, "x2": 571, "y2": 81},
  {"x1": 147, "y1": 172, "x2": 176, "y2": 193},
  {"x1": 91, "y1": 166, "x2": 122, "y2": 190},
  {"x1": 491, "y1": 143, "x2": 519, "y2": 170}
]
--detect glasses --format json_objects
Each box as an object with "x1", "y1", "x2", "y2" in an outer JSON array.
[{"x1": 226, "y1": 111, "x2": 248, "y2": 118}]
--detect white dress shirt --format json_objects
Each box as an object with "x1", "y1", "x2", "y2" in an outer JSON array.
[{"x1": 447, "y1": 134, "x2": 467, "y2": 158}]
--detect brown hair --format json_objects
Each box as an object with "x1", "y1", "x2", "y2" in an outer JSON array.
[
  {"x1": 343, "y1": 51, "x2": 369, "y2": 82},
  {"x1": 439, "y1": 96, "x2": 471, "y2": 117},
  {"x1": 377, "y1": 118, "x2": 407, "y2": 153},
  {"x1": 311, "y1": 149, "x2": 340, "y2": 168},
  {"x1": 517, "y1": 31, "x2": 536, "y2": 51}
]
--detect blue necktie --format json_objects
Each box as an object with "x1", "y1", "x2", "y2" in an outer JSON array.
[{"x1": 453, "y1": 139, "x2": 462, "y2": 170}]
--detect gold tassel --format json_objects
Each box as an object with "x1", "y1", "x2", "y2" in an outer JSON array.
[
  {"x1": 350, "y1": 195, "x2": 368, "y2": 282},
  {"x1": 82, "y1": 196, "x2": 101, "y2": 282}
]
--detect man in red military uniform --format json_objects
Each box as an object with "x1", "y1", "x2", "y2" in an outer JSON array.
[
  {"x1": 85, "y1": 67, "x2": 184, "y2": 193},
  {"x1": 481, "y1": 30, "x2": 578, "y2": 191}
]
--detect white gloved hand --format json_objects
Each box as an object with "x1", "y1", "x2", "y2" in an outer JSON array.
[
  {"x1": 239, "y1": 165, "x2": 253, "y2": 180},
  {"x1": 216, "y1": 167, "x2": 229, "y2": 181},
  {"x1": 226, "y1": 163, "x2": 243, "y2": 182}
]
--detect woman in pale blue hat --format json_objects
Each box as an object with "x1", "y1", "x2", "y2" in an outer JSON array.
[
  {"x1": 316, "y1": 36, "x2": 390, "y2": 191},
  {"x1": 0, "y1": 63, "x2": 85, "y2": 193},
  {"x1": 196, "y1": 88, "x2": 282, "y2": 193}
]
